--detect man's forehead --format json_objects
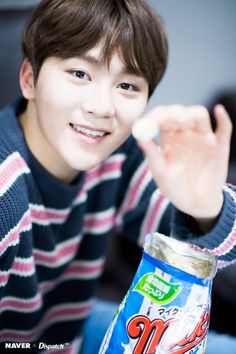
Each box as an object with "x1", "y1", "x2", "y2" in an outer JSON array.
[
  {"x1": 79, "y1": 46, "x2": 144, "y2": 79},
  {"x1": 81, "y1": 46, "x2": 124, "y2": 67}
]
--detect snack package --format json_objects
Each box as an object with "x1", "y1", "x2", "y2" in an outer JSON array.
[{"x1": 99, "y1": 233, "x2": 217, "y2": 354}]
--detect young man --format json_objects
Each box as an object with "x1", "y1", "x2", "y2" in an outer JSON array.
[{"x1": 0, "y1": 0, "x2": 235, "y2": 353}]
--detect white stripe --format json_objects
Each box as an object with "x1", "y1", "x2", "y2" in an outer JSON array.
[
  {"x1": 85, "y1": 154, "x2": 126, "y2": 190},
  {"x1": 73, "y1": 188, "x2": 87, "y2": 207},
  {"x1": 83, "y1": 207, "x2": 115, "y2": 235},
  {"x1": 40, "y1": 258, "x2": 105, "y2": 294},
  {"x1": 61, "y1": 270, "x2": 103, "y2": 281},
  {"x1": 128, "y1": 161, "x2": 152, "y2": 207},
  {"x1": 0, "y1": 210, "x2": 32, "y2": 257},
  {"x1": 0, "y1": 152, "x2": 30, "y2": 197},
  {"x1": 0, "y1": 271, "x2": 8, "y2": 287},
  {"x1": 29, "y1": 203, "x2": 70, "y2": 226},
  {"x1": 0, "y1": 300, "x2": 93, "y2": 342},
  {"x1": 11, "y1": 256, "x2": 35, "y2": 277},
  {"x1": 62, "y1": 258, "x2": 105, "y2": 280},
  {"x1": 84, "y1": 207, "x2": 115, "y2": 220},
  {"x1": 0, "y1": 257, "x2": 35, "y2": 287},
  {"x1": 115, "y1": 161, "x2": 151, "y2": 228},
  {"x1": 86, "y1": 170, "x2": 122, "y2": 191},
  {"x1": 0, "y1": 293, "x2": 42, "y2": 314},
  {"x1": 224, "y1": 184, "x2": 236, "y2": 201}
]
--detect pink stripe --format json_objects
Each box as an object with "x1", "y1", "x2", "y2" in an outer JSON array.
[
  {"x1": 0, "y1": 302, "x2": 92, "y2": 341},
  {"x1": 0, "y1": 296, "x2": 41, "y2": 311},
  {"x1": 123, "y1": 165, "x2": 149, "y2": 209},
  {"x1": 218, "y1": 259, "x2": 236, "y2": 268},
  {"x1": 84, "y1": 213, "x2": 114, "y2": 229},
  {"x1": 210, "y1": 229, "x2": 236, "y2": 255},
  {"x1": 0, "y1": 154, "x2": 29, "y2": 193},
  {"x1": 189, "y1": 229, "x2": 236, "y2": 257},
  {"x1": 65, "y1": 261, "x2": 104, "y2": 275},
  {"x1": 39, "y1": 260, "x2": 104, "y2": 295},
  {"x1": 0, "y1": 212, "x2": 31, "y2": 256},
  {"x1": 46, "y1": 305, "x2": 90, "y2": 322},
  {"x1": 34, "y1": 242, "x2": 78, "y2": 265},
  {"x1": 143, "y1": 195, "x2": 165, "y2": 233},
  {"x1": 39, "y1": 281, "x2": 53, "y2": 294},
  {"x1": 116, "y1": 164, "x2": 149, "y2": 224},
  {"x1": 0, "y1": 273, "x2": 9, "y2": 285},
  {"x1": 85, "y1": 160, "x2": 123, "y2": 185},
  {"x1": 12, "y1": 259, "x2": 34, "y2": 274},
  {"x1": 30, "y1": 208, "x2": 69, "y2": 222}
]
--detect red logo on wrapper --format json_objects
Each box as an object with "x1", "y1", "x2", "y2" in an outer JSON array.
[{"x1": 127, "y1": 310, "x2": 210, "y2": 354}]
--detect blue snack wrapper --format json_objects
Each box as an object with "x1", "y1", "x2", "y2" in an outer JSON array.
[{"x1": 99, "y1": 234, "x2": 216, "y2": 354}]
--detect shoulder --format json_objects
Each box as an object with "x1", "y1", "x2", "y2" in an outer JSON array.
[
  {"x1": 0, "y1": 102, "x2": 30, "y2": 185},
  {"x1": 0, "y1": 149, "x2": 31, "y2": 240},
  {"x1": 0, "y1": 100, "x2": 31, "y2": 256},
  {"x1": 0, "y1": 156, "x2": 31, "y2": 268},
  {"x1": 0, "y1": 109, "x2": 32, "y2": 273},
  {"x1": 0, "y1": 152, "x2": 31, "y2": 287},
  {"x1": 0, "y1": 98, "x2": 30, "y2": 190}
]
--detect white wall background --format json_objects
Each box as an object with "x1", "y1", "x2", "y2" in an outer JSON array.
[
  {"x1": 146, "y1": 0, "x2": 236, "y2": 109},
  {"x1": 0, "y1": 0, "x2": 40, "y2": 8}
]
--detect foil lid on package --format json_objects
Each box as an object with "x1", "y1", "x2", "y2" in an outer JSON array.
[{"x1": 144, "y1": 232, "x2": 217, "y2": 279}]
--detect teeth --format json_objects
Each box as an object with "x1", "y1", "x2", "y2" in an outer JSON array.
[{"x1": 73, "y1": 125, "x2": 106, "y2": 137}]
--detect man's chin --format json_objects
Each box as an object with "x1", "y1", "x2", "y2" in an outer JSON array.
[{"x1": 71, "y1": 158, "x2": 106, "y2": 172}]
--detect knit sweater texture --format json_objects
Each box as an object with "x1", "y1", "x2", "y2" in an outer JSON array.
[{"x1": 0, "y1": 98, "x2": 236, "y2": 353}]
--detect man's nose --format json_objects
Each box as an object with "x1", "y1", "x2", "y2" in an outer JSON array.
[{"x1": 81, "y1": 85, "x2": 115, "y2": 119}]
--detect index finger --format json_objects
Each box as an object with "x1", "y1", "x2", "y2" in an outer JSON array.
[{"x1": 132, "y1": 105, "x2": 189, "y2": 142}]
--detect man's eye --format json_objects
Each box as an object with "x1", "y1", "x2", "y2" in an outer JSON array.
[
  {"x1": 73, "y1": 70, "x2": 90, "y2": 80},
  {"x1": 118, "y1": 82, "x2": 137, "y2": 92}
]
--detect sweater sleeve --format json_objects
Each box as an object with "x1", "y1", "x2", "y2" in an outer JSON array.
[
  {"x1": 114, "y1": 138, "x2": 236, "y2": 269},
  {"x1": 0, "y1": 151, "x2": 31, "y2": 293},
  {"x1": 171, "y1": 184, "x2": 236, "y2": 269},
  {"x1": 114, "y1": 137, "x2": 172, "y2": 247}
]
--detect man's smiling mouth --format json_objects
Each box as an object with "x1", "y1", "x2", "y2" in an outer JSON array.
[{"x1": 69, "y1": 123, "x2": 110, "y2": 138}]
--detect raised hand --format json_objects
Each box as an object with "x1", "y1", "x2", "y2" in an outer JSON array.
[{"x1": 133, "y1": 104, "x2": 232, "y2": 221}]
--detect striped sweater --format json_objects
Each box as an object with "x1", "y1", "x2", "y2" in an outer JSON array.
[{"x1": 0, "y1": 98, "x2": 236, "y2": 353}]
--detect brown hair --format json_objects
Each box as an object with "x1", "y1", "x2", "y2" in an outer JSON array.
[{"x1": 22, "y1": 0, "x2": 168, "y2": 97}]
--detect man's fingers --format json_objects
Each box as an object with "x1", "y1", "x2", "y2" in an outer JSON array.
[
  {"x1": 214, "y1": 104, "x2": 232, "y2": 147},
  {"x1": 133, "y1": 105, "x2": 213, "y2": 142},
  {"x1": 137, "y1": 140, "x2": 166, "y2": 180},
  {"x1": 186, "y1": 105, "x2": 212, "y2": 133}
]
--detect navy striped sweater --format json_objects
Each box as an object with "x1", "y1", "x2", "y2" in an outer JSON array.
[{"x1": 0, "y1": 98, "x2": 236, "y2": 353}]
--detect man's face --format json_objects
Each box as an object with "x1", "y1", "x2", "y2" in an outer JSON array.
[{"x1": 20, "y1": 47, "x2": 149, "y2": 182}]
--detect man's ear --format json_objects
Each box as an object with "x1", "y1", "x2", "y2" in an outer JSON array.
[{"x1": 19, "y1": 58, "x2": 36, "y2": 100}]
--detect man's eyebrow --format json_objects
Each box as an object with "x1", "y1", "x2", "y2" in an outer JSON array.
[
  {"x1": 81, "y1": 53, "x2": 127, "y2": 70},
  {"x1": 80, "y1": 54, "x2": 144, "y2": 78},
  {"x1": 80, "y1": 54, "x2": 102, "y2": 65}
]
